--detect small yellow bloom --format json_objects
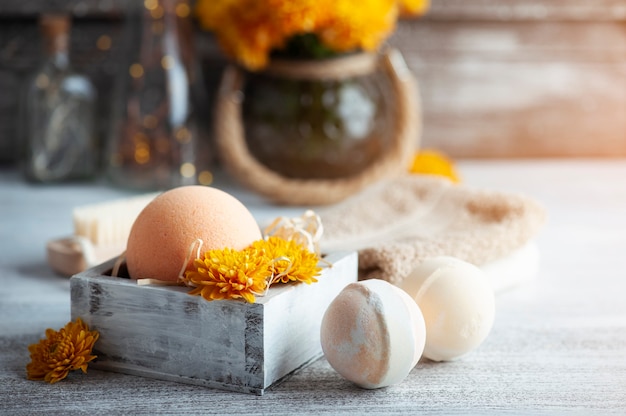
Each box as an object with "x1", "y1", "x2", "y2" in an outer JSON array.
[
  {"x1": 184, "y1": 247, "x2": 269, "y2": 303},
  {"x1": 251, "y1": 236, "x2": 322, "y2": 285},
  {"x1": 398, "y1": 0, "x2": 430, "y2": 17},
  {"x1": 26, "y1": 318, "x2": 99, "y2": 384},
  {"x1": 409, "y1": 149, "x2": 461, "y2": 183}
]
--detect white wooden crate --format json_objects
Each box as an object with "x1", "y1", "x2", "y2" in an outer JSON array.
[{"x1": 70, "y1": 251, "x2": 357, "y2": 395}]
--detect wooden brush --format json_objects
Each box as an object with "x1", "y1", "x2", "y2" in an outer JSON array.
[{"x1": 47, "y1": 193, "x2": 159, "y2": 276}]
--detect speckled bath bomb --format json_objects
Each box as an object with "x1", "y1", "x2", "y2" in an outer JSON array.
[
  {"x1": 125, "y1": 186, "x2": 262, "y2": 282},
  {"x1": 320, "y1": 279, "x2": 426, "y2": 389}
]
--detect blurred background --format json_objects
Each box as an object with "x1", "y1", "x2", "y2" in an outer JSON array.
[{"x1": 0, "y1": 0, "x2": 625, "y2": 170}]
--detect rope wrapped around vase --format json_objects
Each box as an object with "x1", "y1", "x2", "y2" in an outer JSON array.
[{"x1": 214, "y1": 48, "x2": 420, "y2": 206}]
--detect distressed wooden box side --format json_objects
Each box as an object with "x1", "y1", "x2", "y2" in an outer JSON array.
[
  {"x1": 263, "y1": 252, "x2": 358, "y2": 386},
  {"x1": 70, "y1": 267, "x2": 264, "y2": 392},
  {"x1": 70, "y1": 251, "x2": 357, "y2": 394}
]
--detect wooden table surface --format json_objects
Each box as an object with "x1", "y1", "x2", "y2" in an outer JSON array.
[{"x1": 1, "y1": 160, "x2": 625, "y2": 415}]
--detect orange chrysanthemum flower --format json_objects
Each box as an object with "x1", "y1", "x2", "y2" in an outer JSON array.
[
  {"x1": 409, "y1": 149, "x2": 461, "y2": 183},
  {"x1": 317, "y1": 0, "x2": 397, "y2": 54},
  {"x1": 251, "y1": 236, "x2": 322, "y2": 285},
  {"x1": 184, "y1": 247, "x2": 269, "y2": 303},
  {"x1": 26, "y1": 318, "x2": 99, "y2": 384},
  {"x1": 183, "y1": 237, "x2": 323, "y2": 303}
]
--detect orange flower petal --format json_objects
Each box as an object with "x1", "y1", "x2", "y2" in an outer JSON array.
[{"x1": 26, "y1": 319, "x2": 99, "y2": 384}]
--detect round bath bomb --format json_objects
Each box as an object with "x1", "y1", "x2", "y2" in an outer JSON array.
[
  {"x1": 320, "y1": 279, "x2": 426, "y2": 389},
  {"x1": 126, "y1": 186, "x2": 261, "y2": 282},
  {"x1": 400, "y1": 256, "x2": 495, "y2": 362}
]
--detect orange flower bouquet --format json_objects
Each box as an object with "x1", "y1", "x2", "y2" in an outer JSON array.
[
  {"x1": 195, "y1": 0, "x2": 430, "y2": 70},
  {"x1": 200, "y1": 0, "x2": 431, "y2": 205}
]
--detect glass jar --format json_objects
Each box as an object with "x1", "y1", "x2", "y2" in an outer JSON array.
[
  {"x1": 241, "y1": 54, "x2": 395, "y2": 179},
  {"x1": 214, "y1": 49, "x2": 419, "y2": 205},
  {"x1": 21, "y1": 14, "x2": 97, "y2": 182},
  {"x1": 106, "y1": 0, "x2": 211, "y2": 190}
]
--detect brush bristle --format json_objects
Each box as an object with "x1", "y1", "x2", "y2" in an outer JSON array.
[{"x1": 73, "y1": 193, "x2": 159, "y2": 246}]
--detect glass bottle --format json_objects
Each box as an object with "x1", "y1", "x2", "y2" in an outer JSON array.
[
  {"x1": 106, "y1": 0, "x2": 210, "y2": 190},
  {"x1": 21, "y1": 14, "x2": 97, "y2": 182}
]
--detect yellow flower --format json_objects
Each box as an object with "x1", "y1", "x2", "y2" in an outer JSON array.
[
  {"x1": 183, "y1": 236, "x2": 323, "y2": 303},
  {"x1": 184, "y1": 247, "x2": 269, "y2": 303},
  {"x1": 195, "y1": 0, "x2": 281, "y2": 70},
  {"x1": 317, "y1": 0, "x2": 397, "y2": 53},
  {"x1": 26, "y1": 318, "x2": 99, "y2": 384},
  {"x1": 409, "y1": 150, "x2": 461, "y2": 183},
  {"x1": 251, "y1": 236, "x2": 322, "y2": 285}
]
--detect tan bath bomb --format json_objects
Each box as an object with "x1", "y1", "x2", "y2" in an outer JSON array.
[
  {"x1": 320, "y1": 279, "x2": 426, "y2": 389},
  {"x1": 126, "y1": 186, "x2": 262, "y2": 282},
  {"x1": 400, "y1": 256, "x2": 495, "y2": 362}
]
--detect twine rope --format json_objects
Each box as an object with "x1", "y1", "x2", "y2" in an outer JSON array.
[
  {"x1": 263, "y1": 209, "x2": 324, "y2": 255},
  {"x1": 214, "y1": 49, "x2": 420, "y2": 206},
  {"x1": 263, "y1": 52, "x2": 379, "y2": 80}
]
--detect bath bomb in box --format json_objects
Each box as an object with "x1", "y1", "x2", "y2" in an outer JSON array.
[
  {"x1": 400, "y1": 256, "x2": 495, "y2": 362},
  {"x1": 126, "y1": 186, "x2": 262, "y2": 282},
  {"x1": 320, "y1": 279, "x2": 426, "y2": 389}
]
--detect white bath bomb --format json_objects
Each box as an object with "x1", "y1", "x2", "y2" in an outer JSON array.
[
  {"x1": 400, "y1": 256, "x2": 495, "y2": 362},
  {"x1": 320, "y1": 279, "x2": 426, "y2": 389}
]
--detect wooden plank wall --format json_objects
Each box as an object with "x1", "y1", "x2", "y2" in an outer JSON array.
[
  {"x1": 401, "y1": 0, "x2": 626, "y2": 158},
  {"x1": 0, "y1": 0, "x2": 625, "y2": 165}
]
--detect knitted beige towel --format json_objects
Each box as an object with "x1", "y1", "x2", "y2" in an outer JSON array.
[{"x1": 318, "y1": 175, "x2": 546, "y2": 286}]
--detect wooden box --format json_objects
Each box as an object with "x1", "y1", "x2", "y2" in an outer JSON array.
[{"x1": 70, "y1": 251, "x2": 357, "y2": 395}]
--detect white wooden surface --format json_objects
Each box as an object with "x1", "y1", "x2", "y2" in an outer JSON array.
[{"x1": 1, "y1": 160, "x2": 626, "y2": 414}]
